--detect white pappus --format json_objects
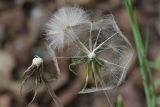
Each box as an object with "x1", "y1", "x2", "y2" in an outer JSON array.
[{"x1": 45, "y1": 6, "x2": 90, "y2": 51}]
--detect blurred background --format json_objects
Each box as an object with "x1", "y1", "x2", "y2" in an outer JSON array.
[{"x1": 0, "y1": 0, "x2": 160, "y2": 107}]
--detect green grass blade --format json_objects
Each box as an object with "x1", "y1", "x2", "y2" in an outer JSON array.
[{"x1": 124, "y1": 0, "x2": 157, "y2": 107}]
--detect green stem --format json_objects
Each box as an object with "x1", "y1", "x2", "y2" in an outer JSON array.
[
  {"x1": 117, "y1": 95, "x2": 124, "y2": 107},
  {"x1": 124, "y1": 0, "x2": 157, "y2": 107}
]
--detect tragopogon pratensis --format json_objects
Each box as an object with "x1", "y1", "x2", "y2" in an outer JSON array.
[
  {"x1": 46, "y1": 6, "x2": 133, "y2": 92},
  {"x1": 45, "y1": 6, "x2": 134, "y2": 107}
]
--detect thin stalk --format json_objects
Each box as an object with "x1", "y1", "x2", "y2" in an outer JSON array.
[
  {"x1": 124, "y1": 0, "x2": 157, "y2": 107},
  {"x1": 76, "y1": 39, "x2": 90, "y2": 54},
  {"x1": 117, "y1": 95, "x2": 124, "y2": 107}
]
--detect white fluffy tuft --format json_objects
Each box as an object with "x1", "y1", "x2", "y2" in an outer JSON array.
[
  {"x1": 45, "y1": 6, "x2": 90, "y2": 51},
  {"x1": 32, "y1": 56, "x2": 43, "y2": 67}
]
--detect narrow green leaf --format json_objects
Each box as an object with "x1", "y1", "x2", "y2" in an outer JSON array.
[
  {"x1": 81, "y1": 63, "x2": 90, "y2": 92},
  {"x1": 27, "y1": 75, "x2": 39, "y2": 106}
]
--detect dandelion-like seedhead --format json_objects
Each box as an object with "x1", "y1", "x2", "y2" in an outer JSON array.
[
  {"x1": 69, "y1": 15, "x2": 133, "y2": 93},
  {"x1": 45, "y1": 7, "x2": 134, "y2": 93},
  {"x1": 45, "y1": 6, "x2": 90, "y2": 51}
]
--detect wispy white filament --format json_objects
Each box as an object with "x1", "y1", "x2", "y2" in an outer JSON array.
[
  {"x1": 47, "y1": 45, "x2": 61, "y2": 76},
  {"x1": 45, "y1": 6, "x2": 90, "y2": 51}
]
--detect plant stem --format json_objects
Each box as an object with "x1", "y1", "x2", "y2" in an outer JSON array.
[
  {"x1": 117, "y1": 95, "x2": 124, "y2": 107},
  {"x1": 76, "y1": 39, "x2": 90, "y2": 54},
  {"x1": 124, "y1": 0, "x2": 157, "y2": 107}
]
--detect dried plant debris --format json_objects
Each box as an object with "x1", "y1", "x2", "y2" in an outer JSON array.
[
  {"x1": 21, "y1": 56, "x2": 63, "y2": 107},
  {"x1": 46, "y1": 6, "x2": 134, "y2": 94}
]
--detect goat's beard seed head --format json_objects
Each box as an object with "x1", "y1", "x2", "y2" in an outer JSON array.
[
  {"x1": 44, "y1": 6, "x2": 134, "y2": 93},
  {"x1": 45, "y1": 6, "x2": 90, "y2": 51}
]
